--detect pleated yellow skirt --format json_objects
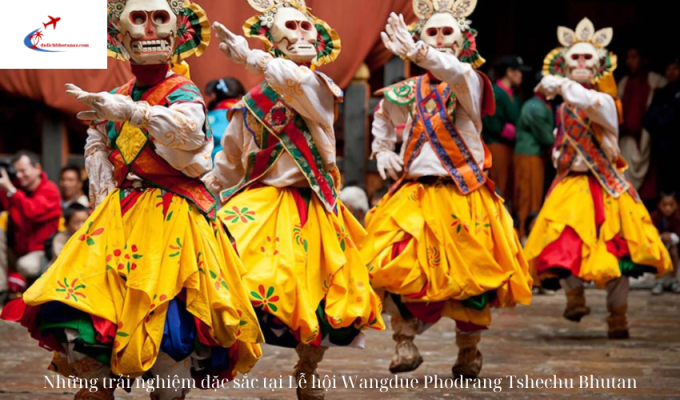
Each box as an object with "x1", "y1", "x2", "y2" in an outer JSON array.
[
  {"x1": 361, "y1": 181, "x2": 533, "y2": 327},
  {"x1": 218, "y1": 186, "x2": 384, "y2": 347},
  {"x1": 21, "y1": 188, "x2": 263, "y2": 377},
  {"x1": 525, "y1": 174, "x2": 671, "y2": 288}
]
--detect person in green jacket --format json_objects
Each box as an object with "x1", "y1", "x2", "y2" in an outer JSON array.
[
  {"x1": 483, "y1": 56, "x2": 530, "y2": 204},
  {"x1": 514, "y1": 78, "x2": 555, "y2": 239}
]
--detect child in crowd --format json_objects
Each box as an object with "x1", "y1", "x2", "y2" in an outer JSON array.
[
  {"x1": 650, "y1": 192, "x2": 680, "y2": 294},
  {"x1": 45, "y1": 203, "x2": 89, "y2": 268}
]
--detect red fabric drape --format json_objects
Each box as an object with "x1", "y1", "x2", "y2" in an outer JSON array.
[{"x1": 0, "y1": 0, "x2": 415, "y2": 119}]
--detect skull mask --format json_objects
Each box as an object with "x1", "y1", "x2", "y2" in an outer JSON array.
[
  {"x1": 269, "y1": 5, "x2": 318, "y2": 64},
  {"x1": 118, "y1": 0, "x2": 177, "y2": 64},
  {"x1": 421, "y1": 12, "x2": 463, "y2": 55},
  {"x1": 564, "y1": 42, "x2": 600, "y2": 84},
  {"x1": 552, "y1": 18, "x2": 614, "y2": 85}
]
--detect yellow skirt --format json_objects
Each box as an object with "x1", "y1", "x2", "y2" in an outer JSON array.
[
  {"x1": 361, "y1": 181, "x2": 533, "y2": 327},
  {"x1": 218, "y1": 186, "x2": 384, "y2": 347},
  {"x1": 525, "y1": 175, "x2": 671, "y2": 288},
  {"x1": 20, "y1": 188, "x2": 263, "y2": 377}
]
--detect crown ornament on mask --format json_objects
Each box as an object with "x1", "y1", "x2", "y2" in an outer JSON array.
[
  {"x1": 543, "y1": 18, "x2": 617, "y2": 85},
  {"x1": 243, "y1": 0, "x2": 341, "y2": 67},
  {"x1": 409, "y1": 0, "x2": 484, "y2": 68},
  {"x1": 107, "y1": 0, "x2": 210, "y2": 64}
]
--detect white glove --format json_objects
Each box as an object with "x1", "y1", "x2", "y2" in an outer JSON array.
[
  {"x1": 534, "y1": 75, "x2": 564, "y2": 100},
  {"x1": 66, "y1": 84, "x2": 134, "y2": 122},
  {"x1": 376, "y1": 151, "x2": 404, "y2": 180},
  {"x1": 381, "y1": 13, "x2": 416, "y2": 59},
  {"x1": 213, "y1": 21, "x2": 251, "y2": 64}
]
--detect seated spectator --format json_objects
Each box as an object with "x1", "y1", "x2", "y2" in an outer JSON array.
[
  {"x1": 340, "y1": 186, "x2": 370, "y2": 226},
  {"x1": 0, "y1": 151, "x2": 61, "y2": 301},
  {"x1": 45, "y1": 203, "x2": 89, "y2": 268},
  {"x1": 205, "y1": 77, "x2": 246, "y2": 159},
  {"x1": 59, "y1": 165, "x2": 89, "y2": 210},
  {"x1": 650, "y1": 192, "x2": 680, "y2": 295}
]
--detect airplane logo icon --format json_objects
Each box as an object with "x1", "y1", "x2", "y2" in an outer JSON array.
[{"x1": 43, "y1": 16, "x2": 60, "y2": 30}]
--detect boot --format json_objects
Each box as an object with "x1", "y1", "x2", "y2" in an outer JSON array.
[
  {"x1": 294, "y1": 343, "x2": 327, "y2": 400},
  {"x1": 74, "y1": 387, "x2": 115, "y2": 400},
  {"x1": 563, "y1": 287, "x2": 590, "y2": 322},
  {"x1": 389, "y1": 315, "x2": 423, "y2": 373},
  {"x1": 389, "y1": 333, "x2": 423, "y2": 373},
  {"x1": 452, "y1": 332, "x2": 483, "y2": 379},
  {"x1": 607, "y1": 304, "x2": 629, "y2": 339}
]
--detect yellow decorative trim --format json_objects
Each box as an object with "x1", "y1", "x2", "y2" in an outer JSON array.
[{"x1": 172, "y1": 1, "x2": 211, "y2": 63}]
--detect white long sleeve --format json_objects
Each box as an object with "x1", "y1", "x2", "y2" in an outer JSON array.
[
  {"x1": 84, "y1": 124, "x2": 116, "y2": 206},
  {"x1": 132, "y1": 101, "x2": 213, "y2": 178},
  {"x1": 372, "y1": 43, "x2": 487, "y2": 176},
  {"x1": 552, "y1": 76, "x2": 620, "y2": 171},
  {"x1": 206, "y1": 55, "x2": 342, "y2": 198},
  {"x1": 371, "y1": 99, "x2": 405, "y2": 155},
  {"x1": 410, "y1": 42, "x2": 484, "y2": 126}
]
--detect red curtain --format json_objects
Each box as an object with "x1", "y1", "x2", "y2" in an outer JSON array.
[{"x1": 0, "y1": 0, "x2": 415, "y2": 118}]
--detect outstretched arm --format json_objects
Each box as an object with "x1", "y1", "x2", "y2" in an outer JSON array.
[
  {"x1": 213, "y1": 22, "x2": 336, "y2": 127},
  {"x1": 380, "y1": 13, "x2": 484, "y2": 120},
  {"x1": 66, "y1": 84, "x2": 212, "y2": 178},
  {"x1": 536, "y1": 75, "x2": 620, "y2": 160}
]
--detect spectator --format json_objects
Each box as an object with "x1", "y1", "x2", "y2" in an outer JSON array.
[
  {"x1": 45, "y1": 203, "x2": 89, "y2": 267},
  {"x1": 205, "y1": 77, "x2": 246, "y2": 159},
  {"x1": 650, "y1": 192, "x2": 680, "y2": 295},
  {"x1": 644, "y1": 57, "x2": 680, "y2": 195},
  {"x1": 0, "y1": 151, "x2": 61, "y2": 299},
  {"x1": 340, "y1": 186, "x2": 370, "y2": 226},
  {"x1": 618, "y1": 47, "x2": 667, "y2": 206},
  {"x1": 514, "y1": 72, "x2": 555, "y2": 239},
  {"x1": 59, "y1": 165, "x2": 88, "y2": 210},
  {"x1": 482, "y1": 55, "x2": 530, "y2": 203}
]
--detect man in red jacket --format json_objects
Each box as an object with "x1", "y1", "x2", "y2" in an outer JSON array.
[{"x1": 0, "y1": 151, "x2": 61, "y2": 301}]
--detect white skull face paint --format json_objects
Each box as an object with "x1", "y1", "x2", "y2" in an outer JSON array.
[
  {"x1": 119, "y1": 0, "x2": 177, "y2": 64},
  {"x1": 564, "y1": 42, "x2": 600, "y2": 84},
  {"x1": 421, "y1": 12, "x2": 463, "y2": 55},
  {"x1": 270, "y1": 6, "x2": 317, "y2": 63}
]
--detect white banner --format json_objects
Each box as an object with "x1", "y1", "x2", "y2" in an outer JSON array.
[{"x1": 0, "y1": 0, "x2": 107, "y2": 69}]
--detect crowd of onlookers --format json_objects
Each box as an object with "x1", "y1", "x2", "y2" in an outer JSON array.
[{"x1": 0, "y1": 151, "x2": 90, "y2": 303}]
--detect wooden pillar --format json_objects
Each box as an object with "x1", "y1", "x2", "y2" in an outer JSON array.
[
  {"x1": 41, "y1": 112, "x2": 67, "y2": 182},
  {"x1": 383, "y1": 56, "x2": 407, "y2": 86},
  {"x1": 342, "y1": 63, "x2": 370, "y2": 186}
]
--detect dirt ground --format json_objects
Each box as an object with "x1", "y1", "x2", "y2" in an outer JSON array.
[{"x1": 1, "y1": 288, "x2": 679, "y2": 399}]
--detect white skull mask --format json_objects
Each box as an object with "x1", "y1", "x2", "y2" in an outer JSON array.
[
  {"x1": 119, "y1": 0, "x2": 177, "y2": 64},
  {"x1": 564, "y1": 42, "x2": 600, "y2": 84},
  {"x1": 421, "y1": 12, "x2": 463, "y2": 56},
  {"x1": 269, "y1": 6, "x2": 317, "y2": 63}
]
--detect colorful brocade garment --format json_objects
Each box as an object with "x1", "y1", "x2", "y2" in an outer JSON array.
[
  {"x1": 362, "y1": 47, "x2": 533, "y2": 330},
  {"x1": 525, "y1": 78, "x2": 671, "y2": 288},
  {"x1": 205, "y1": 51, "x2": 384, "y2": 349},
  {"x1": 1, "y1": 72, "x2": 264, "y2": 383}
]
